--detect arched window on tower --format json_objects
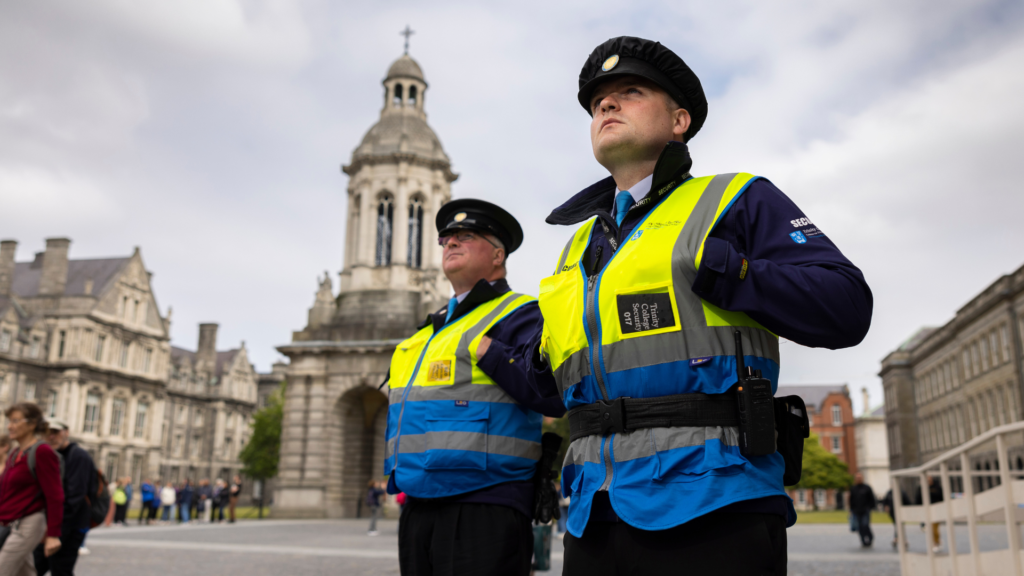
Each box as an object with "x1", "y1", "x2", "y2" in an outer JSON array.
[
  {"x1": 392, "y1": 84, "x2": 403, "y2": 107},
  {"x1": 408, "y1": 85, "x2": 417, "y2": 107},
  {"x1": 408, "y1": 197, "x2": 424, "y2": 268},
  {"x1": 375, "y1": 195, "x2": 393, "y2": 266}
]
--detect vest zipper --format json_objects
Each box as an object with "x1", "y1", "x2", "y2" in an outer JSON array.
[{"x1": 584, "y1": 272, "x2": 609, "y2": 400}]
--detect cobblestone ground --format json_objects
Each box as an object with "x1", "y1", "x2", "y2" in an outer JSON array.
[{"x1": 75, "y1": 519, "x2": 1009, "y2": 575}]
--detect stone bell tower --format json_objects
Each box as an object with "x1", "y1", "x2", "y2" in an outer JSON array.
[{"x1": 275, "y1": 50, "x2": 456, "y2": 518}]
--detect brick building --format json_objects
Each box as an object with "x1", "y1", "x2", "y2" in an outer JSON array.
[{"x1": 777, "y1": 384, "x2": 857, "y2": 510}]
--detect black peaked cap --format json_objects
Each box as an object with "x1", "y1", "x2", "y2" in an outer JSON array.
[
  {"x1": 436, "y1": 199, "x2": 524, "y2": 255},
  {"x1": 578, "y1": 36, "x2": 708, "y2": 141}
]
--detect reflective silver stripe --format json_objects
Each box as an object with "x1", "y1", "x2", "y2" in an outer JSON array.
[
  {"x1": 559, "y1": 425, "x2": 742, "y2": 469},
  {"x1": 613, "y1": 425, "x2": 741, "y2": 462},
  {"x1": 553, "y1": 349, "x2": 591, "y2": 400},
  {"x1": 453, "y1": 293, "x2": 530, "y2": 388},
  {"x1": 402, "y1": 383, "x2": 518, "y2": 404},
  {"x1": 554, "y1": 236, "x2": 576, "y2": 275},
  {"x1": 386, "y1": 436, "x2": 397, "y2": 459},
  {"x1": 389, "y1": 387, "x2": 405, "y2": 405},
  {"x1": 562, "y1": 434, "x2": 603, "y2": 467},
  {"x1": 397, "y1": 431, "x2": 542, "y2": 460}
]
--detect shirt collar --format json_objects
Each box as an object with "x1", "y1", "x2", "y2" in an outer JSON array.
[
  {"x1": 421, "y1": 278, "x2": 512, "y2": 331},
  {"x1": 454, "y1": 280, "x2": 498, "y2": 304},
  {"x1": 612, "y1": 173, "x2": 654, "y2": 212}
]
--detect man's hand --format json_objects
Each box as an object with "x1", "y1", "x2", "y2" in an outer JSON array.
[
  {"x1": 477, "y1": 336, "x2": 493, "y2": 358},
  {"x1": 43, "y1": 536, "x2": 61, "y2": 557}
]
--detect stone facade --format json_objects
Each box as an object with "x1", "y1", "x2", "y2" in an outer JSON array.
[
  {"x1": 0, "y1": 238, "x2": 170, "y2": 484},
  {"x1": 880, "y1": 262, "x2": 1024, "y2": 492},
  {"x1": 274, "y1": 52, "x2": 454, "y2": 518},
  {"x1": 163, "y1": 323, "x2": 257, "y2": 485},
  {"x1": 0, "y1": 237, "x2": 258, "y2": 499},
  {"x1": 854, "y1": 399, "x2": 890, "y2": 500}
]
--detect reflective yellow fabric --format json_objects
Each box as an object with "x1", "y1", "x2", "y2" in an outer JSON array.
[{"x1": 538, "y1": 222, "x2": 593, "y2": 375}]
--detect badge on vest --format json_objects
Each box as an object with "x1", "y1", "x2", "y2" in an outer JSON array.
[
  {"x1": 454, "y1": 400, "x2": 469, "y2": 407},
  {"x1": 617, "y1": 292, "x2": 676, "y2": 335},
  {"x1": 426, "y1": 359, "x2": 453, "y2": 384}
]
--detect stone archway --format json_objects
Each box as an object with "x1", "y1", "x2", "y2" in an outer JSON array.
[{"x1": 333, "y1": 385, "x2": 388, "y2": 517}]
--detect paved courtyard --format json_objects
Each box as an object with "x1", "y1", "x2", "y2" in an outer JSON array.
[{"x1": 74, "y1": 518, "x2": 1009, "y2": 575}]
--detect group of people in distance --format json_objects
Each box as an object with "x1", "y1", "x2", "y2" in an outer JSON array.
[
  {"x1": 0, "y1": 401, "x2": 248, "y2": 576},
  {"x1": 134, "y1": 476, "x2": 242, "y2": 525}
]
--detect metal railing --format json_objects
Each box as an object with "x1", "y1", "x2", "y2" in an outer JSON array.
[{"x1": 890, "y1": 420, "x2": 1024, "y2": 576}]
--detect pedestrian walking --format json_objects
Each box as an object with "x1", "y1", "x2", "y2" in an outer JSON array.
[
  {"x1": 112, "y1": 479, "x2": 129, "y2": 525},
  {"x1": 366, "y1": 480, "x2": 385, "y2": 536},
  {"x1": 849, "y1": 474, "x2": 876, "y2": 547},
  {"x1": 179, "y1": 480, "x2": 193, "y2": 523},
  {"x1": 229, "y1": 475, "x2": 241, "y2": 523},
  {"x1": 139, "y1": 479, "x2": 155, "y2": 525},
  {"x1": 0, "y1": 403, "x2": 65, "y2": 576},
  {"x1": 159, "y1": 482, "x2": 176, "y2": 522},
  {"x1": 533, "y1": 36, "x2": 871, "y2": 575},
  {"x1": 32, "y1": 417, "x2": 98, "y2": 576}
]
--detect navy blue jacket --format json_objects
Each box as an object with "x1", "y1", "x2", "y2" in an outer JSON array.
[
  {"x1": 58, "y1": 442, "x2": 97, "y2": 533},
  {"x1": 534, "y1": 140, "x2": 873, "y2": 521}
]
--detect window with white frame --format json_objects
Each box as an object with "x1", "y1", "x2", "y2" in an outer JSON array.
[
  {"x1": 119, "y1": 340, "x2": 130, "y2": 368},
  {"x1": 83, "y1": 392, "x2": 101, "y2": 433},
  {"x1": 814, "y1": 489, "x2": 827, "y2": 508},
  {"x1": 110, "y1": 398, "x2": 125, "y2": 436},
  {"x1": 831, "y1": 404, "x2": 842, "y2": 426},
  {"x1": 23, "y1": 381, "x2": 36, "y2": 401},
  {"x1": 94, "y1": 335, "x2": 106, "y2": 363},
  {"x1": 46, "y1": 389, "x2": 58, "y2": 418},
  {"x1": 797, "y1": 489, "x2": 807, "y2": 505},
  {"x1": 831, "y1": 435, "x2": 842, "y2": 453},
  {"x1": 134, "y1": 402, "x2": 149, "y2": 438}
]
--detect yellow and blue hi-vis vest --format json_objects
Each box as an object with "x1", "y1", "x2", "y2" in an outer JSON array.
[
  {"x1": 539, "y1": 173, "x2": 789, "y2": 536},
  {"x1": 384, "y1": 291, "x2": 543, "y2": 498}
]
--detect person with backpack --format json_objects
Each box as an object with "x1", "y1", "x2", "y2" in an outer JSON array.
[
  {"x1": 32, "y1": 417, "x2": 98, "y2": 576},
  {"x1": 0, "y1": 403, "x2": 64, "y2": 575}
]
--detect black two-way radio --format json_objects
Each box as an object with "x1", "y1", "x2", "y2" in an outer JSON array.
[{"x1": 734, "y1": 330, "x2": 776, "y2": 457}]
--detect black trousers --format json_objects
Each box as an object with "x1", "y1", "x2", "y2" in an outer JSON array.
[
  {"x1": 33, "y1": 529, "x2": 86, "y2": 576},
  {"x1": 563, "y1": 512, "x2": 787, "y2": 576},
  {"x1": 399, "y1": 500, "x2": 532, "y2": 576}
]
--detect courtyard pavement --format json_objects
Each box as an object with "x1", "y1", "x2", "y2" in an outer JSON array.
[{"x1": 74, "y1": 518, "x2": 1009, "y2": 575}]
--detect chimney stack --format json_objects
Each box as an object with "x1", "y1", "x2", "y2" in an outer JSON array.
[
  {"x1": 38, "y1": 238, "x2": 70, "y2": 296},
  {"x1": 861, "y1": 387, "x2": 870, "y2": 416},
  {"x1": 197, "y1": 323, "x2": 219, "y2": 370},
  {"x1": 0, "y1": 240, "x2": 16, "y2": 296}
]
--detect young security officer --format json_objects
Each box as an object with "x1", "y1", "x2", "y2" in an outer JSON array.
[
  {"x1": 385, "y1": 199, "x2": 566, "y2": 576},
  {"x1": 532, "y1": 37, "x2": 873, "y2": 574}
]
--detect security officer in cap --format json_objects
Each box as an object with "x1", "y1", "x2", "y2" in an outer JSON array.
[
  {"x1": 385, "y1": 198, "x2": 566, "y2": 576},
  {"x1": 531, "y1": 37, "x2": 873, "y2": 574}
]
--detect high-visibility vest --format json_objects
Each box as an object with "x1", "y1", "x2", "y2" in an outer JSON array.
[
  {"x1": 385, "y1": 291, "x2": 543, "y2": 498},
  {"x1": 539, "y1": 173, "x2": 789, "y2": 536}
]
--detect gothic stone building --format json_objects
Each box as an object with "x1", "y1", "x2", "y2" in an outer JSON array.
[
  {"x1": 0, "y1": 238, "x2": 170, "y2": 483},
  {"x1": 164, "y1": 323, "x2": 258, "y2": 484},
  {"x1": 881, "y1": 261, "x2": 1024, "y2": 492},
  {"x1": 274, "y1": 52, "x2": 453, "y2": 518},
  {"x1": 0, "y1": 237, "x2": 258, "y2": 492}
]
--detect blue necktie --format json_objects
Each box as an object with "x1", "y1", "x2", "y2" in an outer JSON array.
[
  {"x1": 614, "y1": 190, "x2": 633, "y2": 226},
  {"x1": 444, "y1": 297, "x2": 458, "y2": 323}
]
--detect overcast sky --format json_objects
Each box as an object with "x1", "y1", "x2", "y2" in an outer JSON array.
[{"x1": 2, "y1": 0, "x2": 1023, "y2": 415}]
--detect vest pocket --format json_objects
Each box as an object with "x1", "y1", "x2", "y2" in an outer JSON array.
[
  {"x1": 649, "y1": 426, "x2": 747, "y2": 483},
  {"x1": 423, "y1": 403, "x2": 489, "y2": 471}
]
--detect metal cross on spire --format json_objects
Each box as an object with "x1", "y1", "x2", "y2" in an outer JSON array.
[{"x1": 400, "y1": 25, "x2": 415, "y2": 54}]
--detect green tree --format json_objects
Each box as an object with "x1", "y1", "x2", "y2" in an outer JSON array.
[
  {"x1": 240, "y1": 382, "x2": 285, "y2": 482},
  {"x1": 791, "y1": 432, "x2": 854, "y2": 508}
]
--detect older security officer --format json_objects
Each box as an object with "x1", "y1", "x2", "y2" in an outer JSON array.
[
  {"x1": 532, "y1": 37, "x2": 873, "y2": 574},
  {"x1": 385, "y1": 199, "x2": 566, "y2": 576}
]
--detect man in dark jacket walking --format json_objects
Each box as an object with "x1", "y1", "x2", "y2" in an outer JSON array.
[
  {"x1": 34, "y1": 418, "x2": 97, "y2": 576},
  {"x1": 848, "y1": 474, "x2": 876, "y2": 547}
]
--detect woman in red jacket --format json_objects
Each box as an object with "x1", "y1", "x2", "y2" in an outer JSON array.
[{"x1": 0, "y1": 402, "x2": 64, "y2": 575}]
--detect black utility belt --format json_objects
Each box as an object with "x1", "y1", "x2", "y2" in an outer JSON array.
[{"x1": 567, "y1": 393, "x2": 738, "y2": 443}]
